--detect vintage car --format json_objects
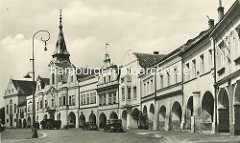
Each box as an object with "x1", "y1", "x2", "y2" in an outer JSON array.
[
  {"x1": 0, "y1": 123, "x2": 5, "y2": 132},
  {"x1": 40, "y1": 119, "x2": 61, "y2": 130},
  {"x1": 83, "y1": 122, "x2": 98, "y2": 131},
  {"x1": 104, "y1": 119, "x2": 124, "y2": 132}
]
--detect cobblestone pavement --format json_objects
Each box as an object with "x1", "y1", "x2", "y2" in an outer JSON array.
[
  {"x1": 134, "y1": 130, "x2": 240, "y2": 143},
  {"x1": 2, "y1": 128, "x2": 240, "y2": 143},
  {"x1": 1, "y1": 128, "x2": 44, "y2": 143}
]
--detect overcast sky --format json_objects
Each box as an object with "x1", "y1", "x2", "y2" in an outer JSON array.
[{"x1": 0, "y1": 0, "x2": 236, "y2": 107}]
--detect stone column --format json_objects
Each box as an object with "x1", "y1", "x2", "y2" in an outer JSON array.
[{"x1": 193, "y1": 91, "x2": 200, "y2": 133}]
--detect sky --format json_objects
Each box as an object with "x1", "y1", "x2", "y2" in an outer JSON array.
[{"x1": 0, "y1": 0, "x2": 236, "y2": 108}]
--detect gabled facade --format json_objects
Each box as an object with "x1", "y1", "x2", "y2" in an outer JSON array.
[{"x1": 4, "y1": 79, "x2": 35, "y2": 128}]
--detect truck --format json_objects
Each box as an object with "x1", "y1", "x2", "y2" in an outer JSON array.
[{"x1": 40, "y1": 119, "x2": 61, "y2": 130}]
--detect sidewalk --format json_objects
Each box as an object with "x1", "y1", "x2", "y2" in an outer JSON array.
[
  {"x1": 0, "y1": 128, "x2": 44, "y2": 143},
  {"x1": 134, "y1": 130, "x2": 240, "y2": 143}
]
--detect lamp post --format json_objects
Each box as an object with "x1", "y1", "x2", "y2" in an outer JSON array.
[{"x1": 24, "y1": 30, "x2": 50, "y2": 138}]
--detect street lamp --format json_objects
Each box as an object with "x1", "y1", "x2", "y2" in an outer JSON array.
[{"x1": 24, "y1": 30, "x2": 50, "y2": 138}]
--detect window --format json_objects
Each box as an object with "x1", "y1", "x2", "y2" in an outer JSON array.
[
  {"x1": 144, "y1": 83, "x2": 146, "y2": 96},
  {"x1": 113, "y1": 93, "x2": 116, "y2": 104},
  {"x1": 93, "y1": 92, "x2": 96, "y2": 104},
  {"x1": 70, "y1": 75, "x2": 73, "y2": 82},
  {"x1": 81, "y1": 94, "x2": 84, "y2": 105},
  {"x1": 174, "y1": 68, "x2": 178, "y2": 83},
  {"x1": 10, "y1": 99, "x2": 12, "y2": 104},
  {"x1": 218, "y1": 42, "x2": 227, "y2": 67},
  {"x1": 147, "y1": 82, "x2": 149, "y2": 95},
  {"x1": 83, "y1": 94, "x2": 86, "y2": 105},
  {"x1": 69, "y1": 96, "x2": 72, "y2": 105},
  {"x1": 209, "y1": 49, "x2": 213, "y2": 69},
  {"x1": 37, "y1": 102, "x2": 39, "y2": 110},
  {"x1": 72, "y1": 95, "x2": 75, "y2": 105},
  {"x1": 185, "y1": 63, "x2": 190, "y2": 80},
  {"x1": 63, "y1": 96, "x2": 66, "y2": 106},
  {"x1": 160, "y1": 75, "x2": 163, "y2": 88},
  {"x1": 167, "y1": 72, "x2": 170, "y2": 86},
  {"x1": 99, "y1": 95, "x2": 102, "y2": 106},
  {"x1": 151, "y1": 80, "x2": 153, "y2": 93},
  {"x1": 122, "y1": 88, "x2": 125, "y2": 100},
  {"x1": 6, "y1": 105, "x2": 8, "y2": 114},
  {"x1": 108, "y1": 75, "x2": 111, "y2": 82},
  {"x1": 45, "y1": 100, "x2": 48, "y2": 108},
  {"x1": 103, "y1": 95, "x2": 106, "y2": 105},
  {"x1": 104, "y1": 77, "x2": 106, "y2": 83},
  {"x1": 40, "y1": 101, "x2": 43, "y2": 109},
  {"x1": 127, "y1": 68, "x2": 131, "y2": 75},
  {"x1": 10, "y1": 106, "x2": 12, "y2": 113},
  {"x1": 14, "y1": 104, "x2": 16, "y2": 113},
  {"x1": 127, "y1": 87, "x2": 131, "y2": 99},
  {"x1": 59, "y1": 97, "x2": 62, "y2": 106},
  {"x1": 192, "y1": 59, "x2": 196, "y2": 78},
  {"x1": 200, "y1": 54, "x2": 204, "y2": 74},
  {"x1": 52, "y1": 73, "x2": 55, "y2": 84},
  {"x1": 133, "y1": 86, "x2": 137, "y2": 98},
  {"x1": 51, "y1": 99, "x2": 54, "y2": 107},
  {"x1": 87, "y1": 94, "x2": 89, "y2": 105},
  {"x1": 109, "y1": 94, "x2": 112, "y2": 104}
]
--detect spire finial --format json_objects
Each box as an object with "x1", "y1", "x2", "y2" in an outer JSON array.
[
  {"x1": 105, "y1": 42, "x2": 109, "y2": 54},
  {"x1": 59, "y1": 9, "x2": 63, "y2": 29}
]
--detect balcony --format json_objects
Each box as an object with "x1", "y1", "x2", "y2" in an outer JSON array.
[
  {"x1": 97, "y1": 80, "x2": 119, "y2": 91},
  {"x1": 121, "y1": 99, "x2": 135, "y2": 108},
  {"x1": 46, "y1": 106, "x2": 56, "y2": 113},
  {"x1": 97, "y1": 103, "x2": 118, "y2": 111}
]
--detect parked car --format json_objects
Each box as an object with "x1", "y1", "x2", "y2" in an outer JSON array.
[
  {"x1": 0, "y1": 123, "x2": 5, "y2": 132},
  {"x1": 104, "y1": 119, "x2": 123, "y2": 132},
  {"x1": 83, "y1": 122, "x2": 98, "y2": 131},
  {"x1": 40, "y1": 119, "x2": 61, "y2": 130}
]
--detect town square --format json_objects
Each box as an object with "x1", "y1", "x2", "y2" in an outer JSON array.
[{"x1": 1, "y1": 0, "x2": 240, "y2": 142}]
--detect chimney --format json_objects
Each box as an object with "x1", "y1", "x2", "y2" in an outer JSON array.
[
  {"x1": 218, "y1": 0, "x2": 224, "y2": 21},
  {"x1": 153, "y1": 51, "x2": 159, "y2": 55},
  {"x1": 208, "y1": 19, "x2": 214, "y2": 29}
]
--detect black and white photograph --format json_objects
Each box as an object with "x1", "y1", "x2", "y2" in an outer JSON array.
[{"x1": 1, "y1": 0, "x2": 240, "y2": 142}]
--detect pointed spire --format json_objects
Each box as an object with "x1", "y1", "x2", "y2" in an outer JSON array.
[{"x1": 52, "y1": 9, "x2": 70, "y2": 61}]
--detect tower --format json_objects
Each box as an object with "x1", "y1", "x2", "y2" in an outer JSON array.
[
  {"x1": 49, "y1": 10, "x2": 72, "y2": 85},
  {"x1": 103, "y1": 43, "x2": 111, "y2": 67},
  {"x1": 52, "y1": 9, "x2": 70, "y2": 62}
]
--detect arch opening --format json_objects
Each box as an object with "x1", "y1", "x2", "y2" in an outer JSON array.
[
  {"x1": 170, "y1": 101, "x2": 182, "y2": 131},
  {"x1": 158, "y1": 106, "x2": 166, "y2": 131},
  {"x1": 69, "y1": 112, "x2": 76, "y2": 128},
  {"x1": 99, "y1": 113, "x2": 107, "y2": 129},
  {"x1": 122, "y1": 110, "x2": 127, "y2": 129},
  {"x1": 218, "y1": 88, "x2": 230, "y2": 132},
  {"x1": 89, "y1": 113, "x2": 96, "y2": 124},
  {"x1": 186, "y1": 96, "x2": 193, "y2": 130},
  {"x1": 79, "y1": 114, "x2": 86, "y2": 128},
  {"x1": 110, "y1": 112, "x2": 118, "y2": 119}
]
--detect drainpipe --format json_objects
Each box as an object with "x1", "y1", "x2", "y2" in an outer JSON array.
[
  {"x1": 154, "y1": 71, "x2": 157, "y2": 130},
  {"x1": 213, "y1": 37, "x2": 218, "y2": 134},
  {"x1": 181, "y1": 56, "x2": 185, "y2": 131}
]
